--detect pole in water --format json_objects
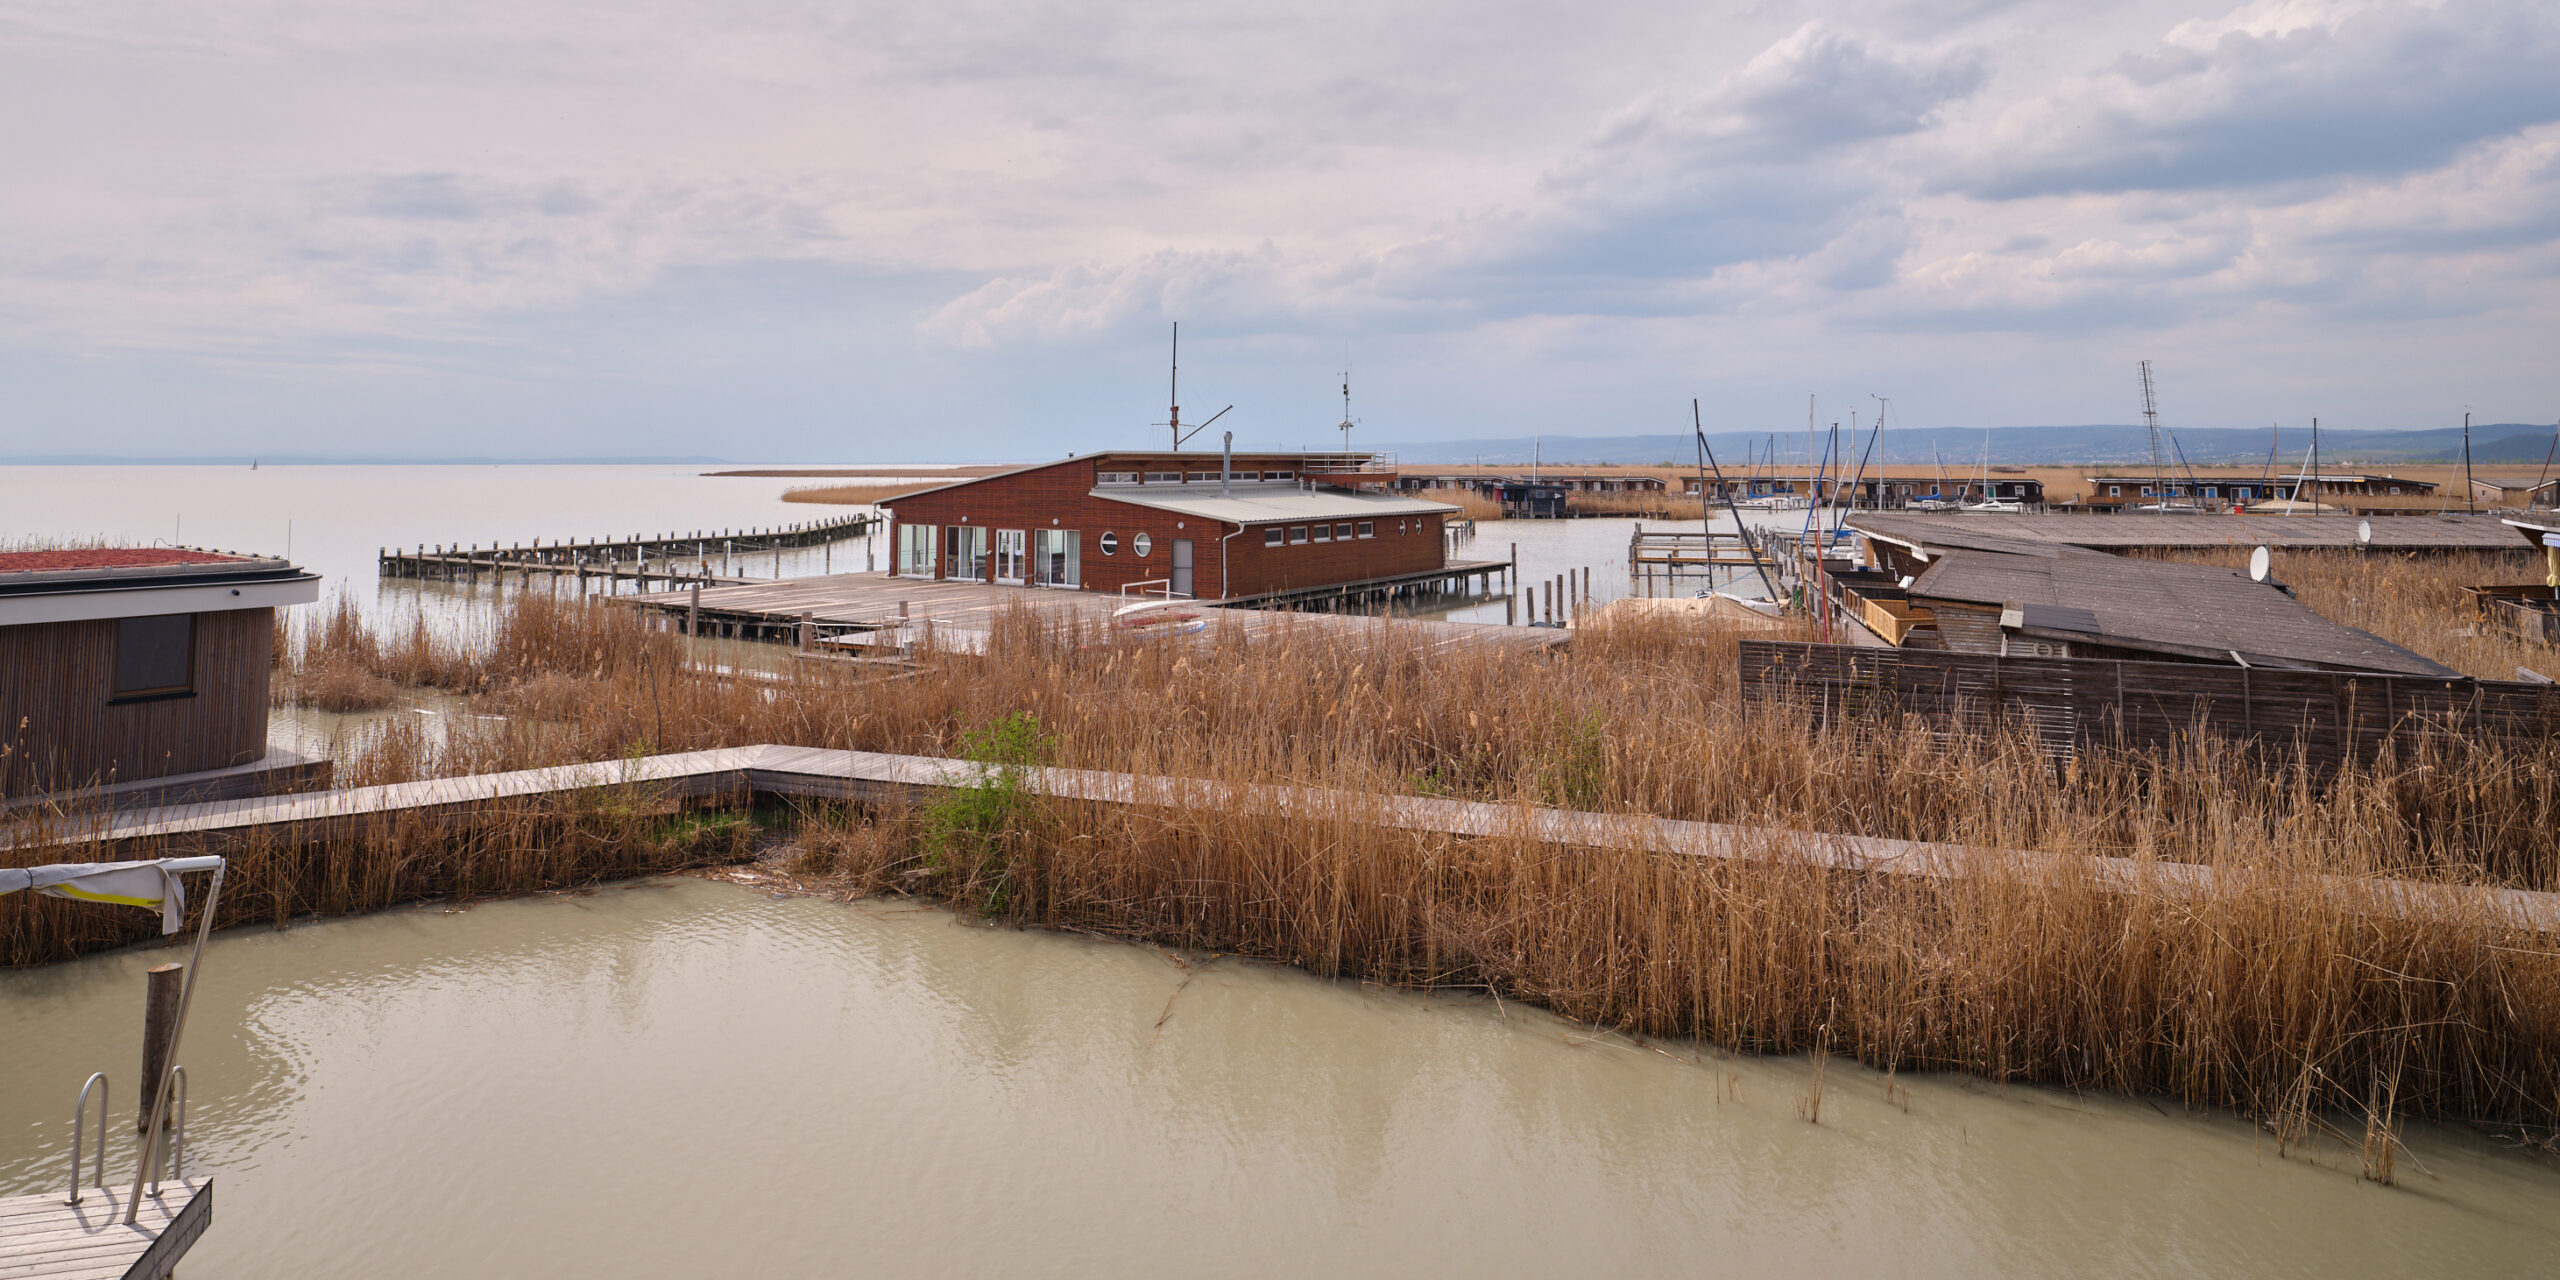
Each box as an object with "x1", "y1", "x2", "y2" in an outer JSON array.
[{"x1": 137, "y1": 964, "x2": 181, "y2": 1132}]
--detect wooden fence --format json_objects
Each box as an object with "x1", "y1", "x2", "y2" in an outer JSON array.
[{"x1": 1737, "y1": 639, "x2": 2560, "y2": 769}]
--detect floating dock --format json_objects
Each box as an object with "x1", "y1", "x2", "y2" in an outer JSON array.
[
  {"x1": 0, "y1": 1179, "x2": 210, "y2": 1280},
  {"x1": 613, "y1": 568, "x2": 1540, "y2": 654}
]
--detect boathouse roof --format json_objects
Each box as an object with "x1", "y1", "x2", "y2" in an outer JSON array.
[
  {"x1": 1906, "y1": 549, "x2": 2456, "y2": 676},
  {"x1": 1850, "y1": 511, "x2": 2520, "y2": 557},
  {"x1": 0, "y1": 548, "x2": 318, "y2": 626}
]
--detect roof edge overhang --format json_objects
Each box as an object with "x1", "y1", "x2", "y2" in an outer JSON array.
[{"x1": 0, "y1": 571, "x2": 322, "y2": 628}]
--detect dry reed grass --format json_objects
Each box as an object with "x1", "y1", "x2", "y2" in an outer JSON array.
[
  {"x1": 782, "y1": 483, "x2": 935, "y2": 506},
  {"x1": 17, "y1": 582, "x2": 2560, "y2": 1129}
]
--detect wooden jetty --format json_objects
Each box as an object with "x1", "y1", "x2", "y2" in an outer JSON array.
[
  {"x1": 1627, "y1": 525, "x2": 1779, "y2": 570},
  {"x1": 28, "y1": 746, "x2": 2560, "y2": 933},
  {"x1": 610, "y1": 570, "x2": 1544, "y2": 654},
  {"x1": 0, "y1": 1179, "x2": 210, "y2": 1280},
  {"x1": 377, "y1": 514, "x2": 875, "y2": 590}
]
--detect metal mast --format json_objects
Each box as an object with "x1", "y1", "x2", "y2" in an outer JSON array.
[
  {"x1": 1338, "y1": 351, "x2": 1355, "y2": 452},
  {"x1": 2140, "y1": 359, "x2": 2166, "y2": 505},
  {"x1": 1153, "y1": 321, "x2": 1228, "y2": 450}
]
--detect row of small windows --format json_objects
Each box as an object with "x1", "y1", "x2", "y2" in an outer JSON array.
[
  {"x1": 1262, "y1": 521, "x2": 1394, "y2": 546},
  {"x1": 1098, "y1": 470, "x2": 1295, "y2": 484}
]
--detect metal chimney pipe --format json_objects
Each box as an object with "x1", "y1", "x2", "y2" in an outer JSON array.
[{"x1": 1222, "y1": 431, "x2": 1233, "y2": 497}]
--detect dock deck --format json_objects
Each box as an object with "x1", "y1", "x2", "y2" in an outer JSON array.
[
  {"x1": 0, "y1": 1180, "x2": 210, "y2": 1280},
  {"x1": 617, "y1": 570, "x2": 1553, "y2": 654}
]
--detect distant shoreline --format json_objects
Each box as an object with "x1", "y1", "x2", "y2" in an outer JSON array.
[{"x1": 708, "y1": 466, "x2": 1013, "y2": 478}]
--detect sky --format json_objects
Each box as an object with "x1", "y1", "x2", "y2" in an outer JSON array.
[{"x1": 2, "y1": 0, "x2": 2556, "y2": 461}]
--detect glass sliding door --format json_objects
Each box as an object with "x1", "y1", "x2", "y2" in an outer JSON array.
[
  {"x1": 1032, "y1": 529, "x2": 1080, "y2": 587},
  {"x1": 946, "y1": 526, "x2": 989, "y2": 582},
  {"x1": 995, "y1": 529, "x2": 1027, "y2": 584},
  {"x1": 896, "y1": 523, "x2": 938, "y2": 578}
]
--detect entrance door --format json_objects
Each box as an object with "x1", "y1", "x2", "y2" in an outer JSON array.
[
  {"x1": 1171, "y1": 538, "x2": 1193, "y2": 597},
  {"x1": 995, "y1": 530, "x2": 1026, "y2": 584}
]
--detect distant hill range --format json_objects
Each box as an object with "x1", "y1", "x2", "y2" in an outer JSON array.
[{"x1": 1380, "y1": 424, "x2": 2560, "y2": 468}]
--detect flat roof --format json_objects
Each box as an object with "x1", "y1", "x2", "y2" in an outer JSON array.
[
  {"x1": 0, "y1": 548, "x2": 248, "y2": 573},
  {"x1": 1908, "y1": 550, "x2": 2456, "y2": 676},
  {"x1": 0, "y1": 549, "x2": 319, "y2": 626},
  {"x1": 1095, "y1": 486, "x2": 1459, "y2": 526},
  {"x1": 1850, "y1": 511, "x2": 2524, "y2": 556}
]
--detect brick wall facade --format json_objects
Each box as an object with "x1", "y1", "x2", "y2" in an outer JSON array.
[{"x1": 884, "y1": 456, "x2": 1448, "y2": 599}]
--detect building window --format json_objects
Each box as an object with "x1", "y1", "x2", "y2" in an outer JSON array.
[
  {"x1": 1146, "y1": 471, "x2": 1180, "y2": 483},
  {"x1": 1188, "y1": 472, "x2": 1218, "y2": 483},
  {"x1": 1134, "y1": 533, "x2": 1153, "y2": 558},
  {"x1": 1312, "y1": 524, "x2": 1331, "y2": 542},
  {"x1": 1357, "y1": 522, "x2": 1374, "y2": 539},
  {"x1": 897, "y1": 523, "x2": 938, "y2": 577},
  {"x1": 1098, "y1": 532, "x2": 1121, "y2": 556},
  {"x1": 114, "y1": 614, "x2": 194, "y2": 699},
  {"x1": 1335, "y1": 523, "x2": 1354, "y2": 540},
  {"x1": 1264, "y1": 527, "x2": 1285, "y2": 546},
  {"x1": 1267, "y1": 470, "x2": 1293, "y2": 480},
  {"x1": 2389, "y1": 486, "x2": 2402, "y2": 495},
  {"x1": 1097, "y1": 470, "x2": 1139, "y2": 484},
  {"x1": 1289, "y1": 526, "x2": 1309, "y2": 544},
  {"x1": 2107, "y1": 485, "x2": 2121, "y2": 497}
]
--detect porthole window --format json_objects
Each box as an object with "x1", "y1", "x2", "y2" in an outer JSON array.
[
  {"x1": 1099, "y1": 532, "x2": 1121, "y2": 556},
  {"x1": 1133, "y1": 533, "x2": 1153, "y2": 558}
]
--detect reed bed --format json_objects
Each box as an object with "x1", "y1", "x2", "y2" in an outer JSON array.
[
  {"x1": 18, "y1": 584, "x2": 2560, "y2": 1129},
  {"x1": 782, "y1": 482, "x2": 934, "y2": 506},
  {"x1": 779, "y1": 780, "x2": 2560, "y2": 1131},
  {"x1": 257, "y1": 592, "x2": 2560, "y2": 891}
]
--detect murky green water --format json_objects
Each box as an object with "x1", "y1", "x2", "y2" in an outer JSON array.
[{"x1": 6, "y1": 878, "x2": 2557, "y2": 1277}]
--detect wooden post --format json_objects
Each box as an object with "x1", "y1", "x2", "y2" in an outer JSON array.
[
  {"x1": 799, "y1": 611, "x2": 814, "y2": 652},
  {"x1": 138, "y1": 964, "x2": 182, "y2": 1132},
  {"x1": 687, "y1": 583, "x2": 701, "y2": 637}
]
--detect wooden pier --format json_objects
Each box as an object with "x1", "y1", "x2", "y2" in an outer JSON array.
[
  {"x1": 377, "y1": 514, "x2": 875, "y2": 590},
  {"x1": 0, "y1": 1179, "x2": 210, "y2": 1280},
  {"x1": 610, "y1": 571, "x2": 1556, "y2": 656}
]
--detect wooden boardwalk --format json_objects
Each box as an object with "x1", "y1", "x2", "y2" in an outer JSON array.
[
  {"x1": 23, "y1": 745, "x2": 2558, "y2": 932},
  {"x1": 0, "y1": 1180, "x2": 209, "y2": 1280},
  {"x1": 614, "y1": 571, "x2": 1555, "y2": 654}
]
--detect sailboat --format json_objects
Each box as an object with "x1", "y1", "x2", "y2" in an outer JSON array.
[{"x1": 1960, "y1": 433, "x2": 2023, "y2": 511}]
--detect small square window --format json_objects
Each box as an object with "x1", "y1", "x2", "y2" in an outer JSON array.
[
  {"x1": 1264, "y1": 527, "x2": 1284, "y2": 546},
  {"x1": 1312, "y1": 524, "x2": 1331, "y2": 542},
  {"x1": 1336, "y1": 523, "x2": 1353, "y2": 540},
  {"x1": 1357, "y1": 522, "x2": 1374, "y2": 539},
  {"x1": 114, "y1": 614, "x2": 194, "y2": 698},
  {"x1": 1289, "y1": 526, "x2": 1309, "y2": 544}
]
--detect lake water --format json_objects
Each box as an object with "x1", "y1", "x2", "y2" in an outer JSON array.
[{"x1": 4, "y1": 877, "x2": 2556, "y2": 1278}]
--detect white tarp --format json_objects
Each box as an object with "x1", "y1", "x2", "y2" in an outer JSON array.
[{"x1": 0, "y1": 856, "x2": 224, "y2": 933}]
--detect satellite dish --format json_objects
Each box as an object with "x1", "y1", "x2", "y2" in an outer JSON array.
[
  {"x1": 2248, "y1": 545, "x2": 2271, "y2": 583},
  {"x1": 2358, "y1": 519, "x2": 2372, "y2": 545}
]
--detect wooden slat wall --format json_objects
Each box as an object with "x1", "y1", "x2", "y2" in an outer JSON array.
[
  {"x1": 1738, "y1": 639, "x2": 2560, "y2": 769},
  {"x1": 0, "y1": 608, "x2": 273, "y2": 797}
]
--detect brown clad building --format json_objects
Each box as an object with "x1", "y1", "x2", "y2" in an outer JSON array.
[
  {"x1": 879, "y1": 451, "x2": 1461, "y2": 601},
  {"x1": 0, "y1": 548, "x2": 319, "y2": 802}
]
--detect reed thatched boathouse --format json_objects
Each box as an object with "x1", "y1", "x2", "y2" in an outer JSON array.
[{"x1": 0, "y1": 548, "x2": 321, "y2": 803}]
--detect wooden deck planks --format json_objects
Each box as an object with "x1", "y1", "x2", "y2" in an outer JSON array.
[
  {"x1": 0, "y1": 1180, "x2": 208, "y2": 1280},
  {"x1": 617, "y1": 570, "x2": 1559, "y2": 655}
]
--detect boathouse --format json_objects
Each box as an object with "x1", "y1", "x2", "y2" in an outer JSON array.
[
  {"x1": 0, "y1": 548, "x2": 321, "y2": 802},
  {"x1": 878, "y1": 450, "x2": 1462, "y2": 601}
]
